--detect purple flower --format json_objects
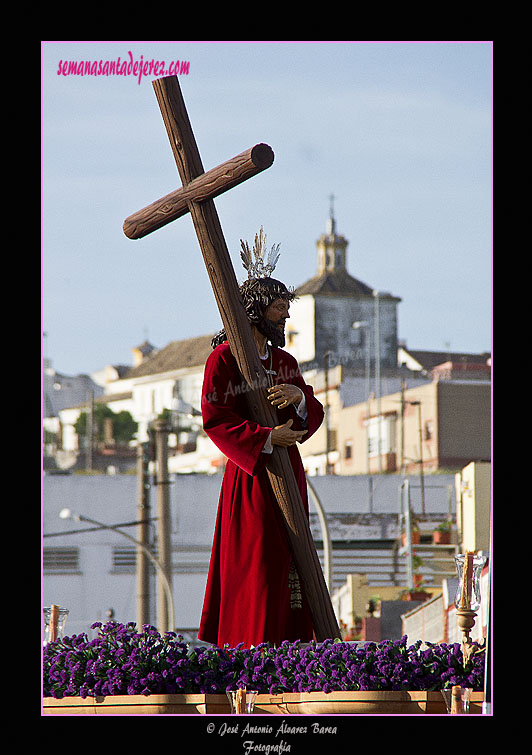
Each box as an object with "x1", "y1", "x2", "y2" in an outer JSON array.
[{"x1": 42, "y1": 624, "x2": 485, "y2": 698}]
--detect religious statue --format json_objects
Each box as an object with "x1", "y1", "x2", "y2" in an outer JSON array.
[{"x1": 198, "y1": 230, "x2": 325, "y2": 648}]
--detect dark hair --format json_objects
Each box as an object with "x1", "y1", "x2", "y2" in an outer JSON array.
[{"x1": 211, "y1": 277, "x2": 296, "y2": 348}]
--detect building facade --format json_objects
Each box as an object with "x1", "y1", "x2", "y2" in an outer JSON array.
[{"x1": 335, "y1": 380, "x2": 491, "y2": 476}]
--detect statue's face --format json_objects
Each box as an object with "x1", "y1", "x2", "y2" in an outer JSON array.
[{"x1": 260, "y1": 298, "x2": 290, "y2": 347}]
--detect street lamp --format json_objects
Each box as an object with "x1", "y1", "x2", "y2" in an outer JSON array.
[
  {"x1": 352, "y1": 321, "x2": 371, "y2": 476},
  {"x1": 324, "y1": 350, "x2": 332, "y2": 475},
  {"x1": 59, "y1": 508, "x2": 175, "y2": 632},
  {"x1": 306, "y1": 479, "x2": 333, "y2": 591},
  {"x1": 172, "y1": 397, "x2": 202, "y2": 418}
]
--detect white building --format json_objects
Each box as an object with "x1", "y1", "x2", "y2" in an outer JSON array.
[
  {"x1": 287, "y1": 210, "x2": 401, "y2": 372},
  {"x1": 54, "y1": 335, "x2": 224, "y2": 474}
]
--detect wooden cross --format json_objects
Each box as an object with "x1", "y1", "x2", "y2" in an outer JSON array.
[{"x1": 124, "y1": 75, "x2": 340, "y2": 642}]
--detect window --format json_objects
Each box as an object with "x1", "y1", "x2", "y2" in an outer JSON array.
[
  {"x1": 367, "y1": 414, "x2": 397, "y2": 457},
  {"x1": 43, "y1": 547, "x2": 80, "y2": 574},
  {"x1": 112, "y1": 547, "x2": 137, "y2": 571},
  {"x1": 344, "y1": 440, "x2": 353, "y2": 460},
  {"x1": 112, "y1": 547, "x2": 157, "y2": 573}
]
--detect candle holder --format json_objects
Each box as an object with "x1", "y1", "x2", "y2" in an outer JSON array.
[
  {"x1": 43, "y1": 605, "x2": 69, "y2": 646},
  {"x1": 454, "y1": 553, "x2": 486, "y2": 666},
  {"x1": 441, "y1": 685, "x2": 472, "y2": 714},
  {"x1": 226, "y1": 688, "x2": 258, "y2": 714}
]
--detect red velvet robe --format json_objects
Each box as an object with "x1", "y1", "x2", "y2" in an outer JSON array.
[{"x1": 198, "y1": 342, "x2": 324, "y2": 648}]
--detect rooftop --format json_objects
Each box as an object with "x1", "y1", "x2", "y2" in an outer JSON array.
[
  {"x1": 400, "y1": 348, "x2": 491, "y2": 374},
  {"x1": 125, "y1": 334, "x2": 214, "y2": 377},
  {"x1": 295, "y1": 269, "x2": 376, "y2": 297}
]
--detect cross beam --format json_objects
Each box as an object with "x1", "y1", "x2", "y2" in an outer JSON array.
[
  {"x1": 124, "y1": 75, "x2": 340, "y2": 641},
  {"x1": 123, "y1": 143, "x2": 274, "y2": 239}
]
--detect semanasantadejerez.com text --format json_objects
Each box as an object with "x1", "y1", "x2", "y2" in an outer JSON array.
[{"x1": 57, "y1": 51, "x2": 190, "y2": 84}]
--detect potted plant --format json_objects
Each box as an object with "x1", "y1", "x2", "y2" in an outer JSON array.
[
  {"x1": 399, "y1": 554, "x2": 430, "y2": 601},
  {"x1": 42, "y1": 622, "x2": 485, "y2": 715},
  {"x1": 401, "y1": 585, "x2": 431, "y2": 602},
  {"x1": 401, "y1": 518, "x2": 420, "y2": 546},
  {"x1": 433, "y1": 518, "x2": 452, "y2": 545}
]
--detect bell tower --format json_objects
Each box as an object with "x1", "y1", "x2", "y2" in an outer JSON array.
[
  {"x1": 290, "y1": 197, "x2": 402, "y2": 371},
  {"x1": 316, "y1": 194, "x2": 349, "y2": 274}
]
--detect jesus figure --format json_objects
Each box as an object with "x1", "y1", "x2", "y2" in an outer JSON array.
[{"x1": 198, "y1": 230, "x2": 325, "y2": 648}]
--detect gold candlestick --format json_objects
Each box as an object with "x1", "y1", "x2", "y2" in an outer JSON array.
[
  {"x1": 454, "y1": 552, "x2": 487, "y2": 667},
  {"x1": 455, "y1": 607, "x2": 477, "y2": 666}
]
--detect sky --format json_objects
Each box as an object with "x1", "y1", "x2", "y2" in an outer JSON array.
[{"x1": 41, "y1": 41, "x2": 492, "y2": 377}]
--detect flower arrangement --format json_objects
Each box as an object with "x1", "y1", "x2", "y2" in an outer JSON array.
[{"x1": 43, "y1": 621, "x2": 485, "y2": 700}]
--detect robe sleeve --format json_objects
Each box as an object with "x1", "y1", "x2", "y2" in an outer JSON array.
[{"x1": 201, "y1": 346, "x2": 273, "y2": 476}]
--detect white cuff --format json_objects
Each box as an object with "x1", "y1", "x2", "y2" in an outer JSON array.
[
  {"x1": 296, "y1": 393, "x2": 307, "y2": 420},
  {"x1": 262, "y1": 432, "x2": 273, "y2": 454}
]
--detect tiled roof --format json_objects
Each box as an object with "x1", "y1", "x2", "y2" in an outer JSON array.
[
  {"x1": 295, "y1": 270, "x2": 375, "y2": 297},
  {"x1": 125, "y1": 334, "x2": 214, "y2": 378},
  {"x1": 67, "y1": 392, "x2": 133, "y2": 410},
  {"x1": 405, "y1": 349, "x2": 491, "y2": 371},
  {"x1": 95, "y1": 392, "x2": 133, "y2": 403}
]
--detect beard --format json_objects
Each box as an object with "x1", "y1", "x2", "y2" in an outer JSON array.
[{"x1": 256, "y1": 314, "x2": 286, "y2": 348}]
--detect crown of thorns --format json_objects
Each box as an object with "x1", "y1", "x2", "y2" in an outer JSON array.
[
  {"x1": 240, "y1": 226, "x2": 280, "y2": 280},
  {"x1": 210, "y1": 230, "x2": 293, "y2": 349}
]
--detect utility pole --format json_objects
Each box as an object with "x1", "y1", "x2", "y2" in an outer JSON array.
[
  {"x1": 86, "y1": 390, "x2": 94, "y2": 472},
  {"x1": 407, "y1": 400, "x2": 426, "y2": 516},
  {"x1": 324, "y1": 351, "x2": 331, "y2": 474},
  {"x1": 400, "y1": 379, "x2": 406, "y2": 474},
  {"x1": 153, "y1": 418, "x2": 173, "y2": 632},
  {"x1": 373, "y1": 291, "x2": 382, "y2": 473},
  {"x1": 415, "y1": 401, "x2": 426, "y2": 515},
  {"x1": 136, "y1": 440, "x2": 152, "y2": 629},
  {"x1": 352, "y1": 321, "x2": 371, "y2": 475}
]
